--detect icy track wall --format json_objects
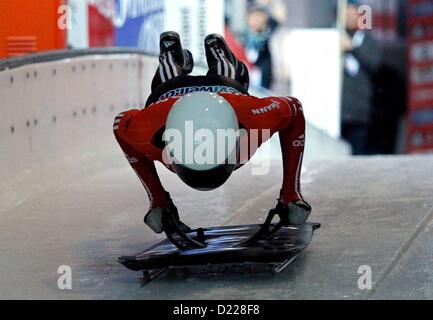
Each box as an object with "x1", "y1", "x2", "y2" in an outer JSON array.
[
  {"x1": 0, "y1": 49, "x2": 348, "y2": 215},
  {"x1": 0, "y1": 50, "x2": 160, "y2": 215}
]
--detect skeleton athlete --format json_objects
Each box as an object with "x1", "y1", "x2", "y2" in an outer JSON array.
[{"x1": 113, "y1": 32, "x2": 311, "y2": 233}]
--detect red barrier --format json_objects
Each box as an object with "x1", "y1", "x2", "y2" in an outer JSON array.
[
  {"x1": 88, "y1": 1, "x2": 115, "y2": 47},
  {"x1": 0, "y1": 0, "x2": 67, "y2": 59},
  {"x1": 407, "y1": 0, "x2": 433, "y2": 153}
]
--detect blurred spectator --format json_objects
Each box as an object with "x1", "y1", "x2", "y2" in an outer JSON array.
[
  {"x1": 224, "y1": 25, "x2": 254, "y2": 71},
  {"x1": 255, "y1": 0, "x2": 287, "y2": 26},
  {"x1": 368, "y1": 43, "x2": 407, "y2": 155},
  {"x1": 243, "y1": 5, "x2": 278, "y2": 89},
  {"x1": 341, "y1": 1, "x2": 382, "y2": 155}
]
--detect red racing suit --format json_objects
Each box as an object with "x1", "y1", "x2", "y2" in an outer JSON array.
[{"x1": 113, "y1": 93, "x2": 306, "y2": 210}]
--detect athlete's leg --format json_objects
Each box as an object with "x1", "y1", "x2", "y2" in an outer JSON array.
[
  {"x1": 204, "y1": 34, "x2": 249, "y2": 91},
  {"x1": 277, "y1": 98, "x2": 306, "y2": 205},
  {"x1": 151, "y1": 31, "x2": 194, "y2": 92}
]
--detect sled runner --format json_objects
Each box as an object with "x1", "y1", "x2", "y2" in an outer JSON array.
[{"x1": 118, "y1": 208, "x2": 320, "y2": 284}]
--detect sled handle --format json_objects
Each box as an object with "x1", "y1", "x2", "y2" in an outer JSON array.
[
  {"x1": 237, "y1": 210, "x2": 277, "y2": 246},
  {"x1": 162, "y1": 214, "x2": 207, "y2": 250}
]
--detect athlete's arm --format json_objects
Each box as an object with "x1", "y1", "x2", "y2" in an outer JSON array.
[
  {"x1": 223, "y1": 94, "x2": 306, "y2": 205},
  {"x1": 113, "y1": 110, "x2": 170, "y2": 209}
]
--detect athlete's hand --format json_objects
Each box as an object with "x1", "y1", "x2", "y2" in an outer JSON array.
[
  {"x1": 144, "y1": 198, "x2": 192, "y2": 234},
  {"x1": 270, "y1": 199, "x2": 312, "y2": 226},
  {"x1": 144, "y1": 207, "x2": 166, "y2": 233}
]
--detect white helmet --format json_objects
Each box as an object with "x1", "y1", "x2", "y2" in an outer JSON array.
[{"x1": 164, "y1": 92, "x2": 239, "y2": 191}]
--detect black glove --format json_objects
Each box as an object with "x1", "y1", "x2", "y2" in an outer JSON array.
[
  {"x1": 270, "y1": 199, "x2": 312, "y2": 226},
  {"x1": 144, "y1": 193, "x2": 192, "y2": 234}
]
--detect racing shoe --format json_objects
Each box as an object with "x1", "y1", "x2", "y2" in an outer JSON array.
[
  {"x1": 204, "y1": 33, "x2": 238, "y2": 76},
  {"x1": 160, "y1": 31, "x2": 194, "y2": 75},
  {"x1": 271, "y1": 199, "x2": 312, "y2": 226}
]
